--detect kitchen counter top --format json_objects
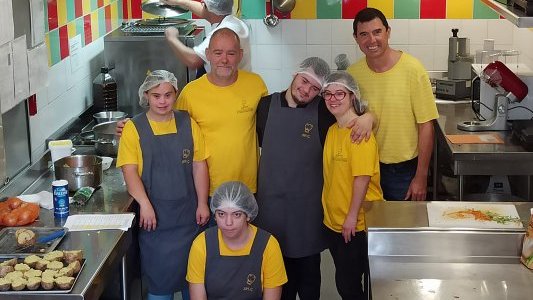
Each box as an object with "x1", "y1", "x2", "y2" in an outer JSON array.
[
  {"x1": 365, "y1": 201, "x2": 533, "y2": 300},
  {"x1": 434, "y1": 102, "x2": 533, "y2": 200},
  {"x1": 0, "y1": 146, "x2": 134, "y2": 299}
]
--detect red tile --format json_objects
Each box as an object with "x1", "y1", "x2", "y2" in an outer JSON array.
[
  {"x1": 105, "y1": 5, "x2": 112, "y2": 32},
  {"x1": 420, "y1": 0, "x2": 446, "y2": 19},
  {"x1": 48, "y1": 0, "x2": 58, "y2": 30},
  {"x1": 342, "y1": 0, "x2": 367, "y2": 20},
  {"x1": 59, "y1": 25, "x2": 69, "y2": 59},
  {"x1": 122, "y1": 0, "x2": 129, "y2": 20},
  {"x1": 84, "y1": 14, "x2": 92, "y2": 45},
  {"x1": 131, "y1": 0, "x2": 142, "y2": 19},
  {"x1": 75, "y1": 0, "x2": 83, "y2": 18},
  {"x1": 98, "y1": 0, "x2": 104, "y2": 8},
  {"x1": 265, "y1": 0, "x2": 291, "y2": 19}
]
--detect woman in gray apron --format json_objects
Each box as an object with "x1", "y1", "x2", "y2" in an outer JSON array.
[
  {"x1": 186, "y1": 181, "x2": 288, "y2": 300},
  {"x1": 117, "y1": 70, "x2": 210, "y2": 300}
]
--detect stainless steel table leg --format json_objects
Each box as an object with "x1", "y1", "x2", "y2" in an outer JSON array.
[
  {"x1": 459, "y1": 175, "x2": 464, "y2": 201},
  {"x1": 121, "y1": 254, "x2": 127, "y2": 300}
]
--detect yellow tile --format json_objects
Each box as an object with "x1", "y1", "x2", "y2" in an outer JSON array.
[
  {"x1": 447, "y1": 0, "x2": 473, "y2": 19},
  {"x1": 111, "y1": 2, "x2": 119, "y2": 29},
  {"x1": 67, "y1": 22, "x2": 77, "y2": 38},
  {"x1": 291, "y1": 0, "x2": 316, "y2": 19},
  {"x1": 45, "y1": 33, "x2": 52, "y2": 67},
  {"x1": 104, "y1": 0, "x2": 110, "y2": 6},
  {"x1": 368, "y1": 0, "x2": 394, "y2": 19},
  {"x1": 57, "y1": 0, "x2": 68, "y2": 26},
  {"x1": 91, "y1": 11, "x2": 99, "y2": 41},
  {"x1": 83, "y1": 0, "x2": 92, "y2": 15},
  {"x1": 142, "y1": 11, "x2": 159, "y2": 19}
]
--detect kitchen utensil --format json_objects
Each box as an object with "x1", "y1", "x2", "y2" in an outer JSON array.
[
  {"x1": 264, "y1": 0, "x2": 279, "y2": 27},
  {"x1": 100, "y1": 156, "x2": 113, "y2": 170},
  {"x1": 0, "y1": 227, "x2": 66, "y2": 257},
  {"x1": 16, "y1": 229, "x2": 67, "y2": 252},
  {"x1": 93, "y1": 121, "x2": 120, "y2": 157},
  {"x1": 93, "y1": 111, "x2": 127, "y2": 124},
  {"x1": 141, "y1": 0, "x2": 189, "y2": 17},
  {"x1": 54, "y1": 155, "x2": 103, "y2": 191},
  {"x1": 274, "y1": 0, "x2": 296, "y2": 13}
]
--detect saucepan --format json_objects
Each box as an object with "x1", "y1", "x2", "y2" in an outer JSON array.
[
  {"x1": 93, "y1": 121, "x2": 120, "y2": 157},
  {"x1": 93, "y1": 111, "x2": 127, "y2": 124},
  {"x1": 54, "y1": 155, "x2": 103, "y2": 191}
]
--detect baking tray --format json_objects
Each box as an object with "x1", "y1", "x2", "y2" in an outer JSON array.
[
  {"x1": 0, "y1": 258, "x2": 86, "y2": 294},
  {"x1": 0, "y1": 227, "x2": 66, "y2": 258}
]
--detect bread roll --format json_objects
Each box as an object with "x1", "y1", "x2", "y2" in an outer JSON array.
[
  {"x1": 26, "y1": 277, "x2": 41, "y2": 290},
  {"x1": 14, "y1": 263, "x2": 30, "y2": 272},
  {"x1": 15, "y1": 229, "x2": 36, "y2": 247},
  {"x1": 23, "y1": 268, "x2": 42, "y2": 279},
  {"x1": 55, "y1": 276, "x2": 74, "y2": 290},
  {"x1": 0, "y1": 258, "x2": 17, "y2": 267},
  {"x1": 35, "y1": 259, "x2": 50, "y2": 271},
  {"x1": 10, "y1": 277, "x2": 27, "y2": 291},
  {"x1": 24, "y1": 255, "x2": 41, "y2": 268},
  {"x1": 46, "y1": 260, "x2": 63, "y2": 270},
  {"x1": 41, "y1": 275, "x2": 55, "y2": 290},
  {"x1": 68, "y1": 260, "x2": 82, "y2": 274},
  {"x1": 63, "y1": 250, "x2": 83, "y2": 264},
  {"x1": 0, "y1": 278, "x2": 10, "y2": 291},
  {"x1": 0, "y1": 265, "x2": 14, "y2": 278},
  {"x1": 43, "y1": 250, "x2": 64, "y2": 262}
]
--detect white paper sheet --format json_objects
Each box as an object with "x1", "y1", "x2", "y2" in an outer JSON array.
[
  {"x1": 69, "y1": 35, "x2": 82, "y2": 72},
  {"x1": 27, "y1": 43, "x2": 48, "y2": 95},
  {"x1": 0, "y1": 0, "x2": 14, "y2": 46},
  {"x1": 13, "y1": 35, "x2": 29, "y2": 104},
  {"x1": 63, "y1": 213, "x2": 135, "y2": 231},
  {"x1": 29, "y1": 0, "x2": 44, "y2": 46},
  {"x1": 0, "y1": 41, "x2": 14, "y2": 114}
]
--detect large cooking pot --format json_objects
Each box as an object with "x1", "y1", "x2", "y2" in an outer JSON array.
[
  {"x1": 93, "y1": 121, "x2": 119, "y2": 157},
  {"x1": 93, "y1": 111, "x2": 127, "y2": 124},
  {"x1": 54, "y1": 155, "x2": 103, "y2": 191}
]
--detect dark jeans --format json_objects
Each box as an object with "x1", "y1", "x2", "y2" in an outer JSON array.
[
  {"x1": 326, "y1": 228, "x2": 369, "y2": 300},
  {"x1": 281, "y1": 254, "x2": 321, "y2": 300},
  {"x1": 380, "y1": 157, "x2": 418, "y2": 201}
]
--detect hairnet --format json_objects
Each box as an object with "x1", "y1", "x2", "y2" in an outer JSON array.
[
  {"x1": 138, "y1": 70, "x2": 178, "y2": 107},
  {"x1": 211, "y1": 181, "x2": 258, "y2": 221},
  {"x1": 323, "y1": 71, "x2": 367, "y2": 115},
  {"x1": 204, "y1": 0, "x2": 233, "y2": 16},
  {"x1": 295, "y1": 57, "x2": 331, "y2": 87}
]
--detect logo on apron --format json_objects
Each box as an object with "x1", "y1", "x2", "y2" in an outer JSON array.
[
  {"x1": 182, "y1": 149, "x2": 191, "y2": 164},
  {"x1": 242, "y1": 273, "x2": 257, "y2": 292},
  {"x1": 302, "y1": 122, "x2": 314, "y2": 139}
]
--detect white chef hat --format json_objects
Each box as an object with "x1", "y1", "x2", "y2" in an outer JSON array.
[
  {"x1": 138, "y1": 70, "x2": 178, "y2": 107},
  {"x1": 323, "y1": 71, "x2": 366, "y2": 115},
  {"x1": 294, "y1": 57, "x2": 331, "y2": 87},
  {"x1": 211, "y1": 181, "x2": 258, "y2": 221}
]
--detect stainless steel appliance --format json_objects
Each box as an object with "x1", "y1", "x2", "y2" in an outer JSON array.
[{"x1": 104, "y1": 19, "x2": 205, "y2": 117}]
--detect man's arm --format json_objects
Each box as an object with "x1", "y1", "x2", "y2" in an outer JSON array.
[
  {"x1": 165, "y1": 27, "x2": 205, "y2": 69},
  {"x1": 405, "y1": 120, "x2": 434, "y2": 201},
  {"x1": 188, "y1": 283, "x2": 207, "y2": 300},
  {"x1": 161, "y1": 0, "x2": 207, "y2": 18}
]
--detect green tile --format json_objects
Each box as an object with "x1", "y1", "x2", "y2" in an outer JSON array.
[
  {"x1": 91, "y1": 0, "x2": 98, "y2": 11},
  {"x1": 241, "y1": 0, "x2": 264, "y2": 19},
  {"x1": 76, "y1": 17, "x2": 85, "y2": 46},
  {"x1": 44, "y1": 0, "x2": 49, "y2": 32},
  {"x1": 48, "y1": 29, "x2": 61, "y2": 65},
  {"x1": 317, "y1": 0, "x2": 341, "y2": 19},
  {"x1": 98, "y1": 7, "x2": 106, "y2": 37},
  {"x1": 395, "y1": 0, "x2": 420, "y2": 19},
  {"x1": 66, "y1": 0, "x2": 76, "y2": 22},
  {"x1": 117, "y1": 0, "x2": 123, "y2": 22},
  {"x1": 474, "y1": 0, "x2": 499, "y2": 19}
]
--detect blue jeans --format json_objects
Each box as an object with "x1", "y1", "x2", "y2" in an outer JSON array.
[
  {"x1": 380, "y1": 158, "x2": 417, "y2": 201},
  {"x1": 147, "y1": 289, "x2": 189, "y2": 300}
]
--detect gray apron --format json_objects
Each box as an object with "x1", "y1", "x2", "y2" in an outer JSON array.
[
  {"x1": 255, "y1": 93, "x2": 327, "y2": 258},
  {"x1": 133, "y1": 111, "x2": 198, "y2": 294},
  {"x1": 205, "y1": 227, "x2": 269, "y2": 300}
]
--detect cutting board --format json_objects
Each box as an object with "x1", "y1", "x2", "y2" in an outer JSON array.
[{"x1": 427, "y1": 203, "x2": 523, "y2": 229}]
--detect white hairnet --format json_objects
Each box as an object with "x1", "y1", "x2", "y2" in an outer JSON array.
[
  {"x1": 323, "y1": 71, "x2": 367, "y2": 115},
  {"x1": 138, "y1": 70, "x2": 178, "y2": 108},
  {"x1": 205, "y1": 0, "x2": 233, "y2": 16},
  {"x1": 295, "y1": 57, "x2": 331, "y2": 87},
  {"x1": 211, "y1": 181, "x2": 258, "y2": 221}
]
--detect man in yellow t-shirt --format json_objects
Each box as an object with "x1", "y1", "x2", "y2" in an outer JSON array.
[
  {"x1": 347, "y1": 8, "x2": 439, "y2": 201},
  {"x1": 176, "y1": 27, "x2": 267, "y2": 196}
]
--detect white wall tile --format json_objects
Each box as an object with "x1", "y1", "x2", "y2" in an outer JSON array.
[
  {"x1": 408, "y1": 19, "x2": 436, "y2": 45},
  {"x1": 307, "y1": 19, "x2": 332, "y2": 45},
  {"x1": 331, "y1": 19, "x2": 355, "y2": 44},
  {"x1": 388, "y1": 19, "x2": 409, "y2": 46},
  {"x1": 47, "y1": 60, "x2": 68, "y2": 104},
  {"x1": 460, "y1": 20, "x2": 487, "y2": 46},
  {"x1": 306, "y1": 45, "x2": 332, "y2": 67},
  {"x1": 255, "y1": 68, "x2": 283, "y2": 92},
  {"x1": 254, "y1": 44, "x2": 282, "y2": 69},
  {"x1": 408, "y1": 45, "x2": 434, "y2": 70},
  {"x1": 331, "y1": 45, "x2": 359, "y2": 70},
  {"x1": 282, "y1": 20, "x2": 306, "y2": 45},
  {"x1": 433, "y1": 45, "x2": 449, "y2": 71},
  {"x1": 253, "y1": 18, "x2": 282, "y2": 45},
  {"x1": 487, "y1": 19, "x2": 514, "y2": 45},
  {"x1": 434, "y1": 19, "x2": 462, "y2": 45},
  {"x1": 281, "y1": 44, "x2": 308, "y2": 71}
]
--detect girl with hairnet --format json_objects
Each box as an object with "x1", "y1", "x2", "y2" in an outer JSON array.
[
  {"x1": 320, "y1": 71, "x2": 384, "y2": 299},
  {"x1": 186, "y1": 181, "x2": 288, "y2": 300},
  {"x1": 116, "y1": 70, "x2": 210, "y2": 300}
]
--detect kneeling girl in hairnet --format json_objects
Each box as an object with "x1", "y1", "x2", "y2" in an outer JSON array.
[
  {"x1": 186, "y1": 181, "x2": 288, "y2": 300},
  {"x1": 321, "y1": 71, "x2": 384, "y2": 299},
  {"x1": 117, "y1": 70, "x2": 210, "y2": 300}
]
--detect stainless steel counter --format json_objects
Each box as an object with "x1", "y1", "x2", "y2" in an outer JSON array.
[
  {"x1": 365, "y1": 201, "x2": 533, "y2": 300},
  {"x1": 434, "y1": 102, "x2": 533, "y2": 200},
  {"x1": 0, "y1": 146, "x2": 134, "y2": 299}
]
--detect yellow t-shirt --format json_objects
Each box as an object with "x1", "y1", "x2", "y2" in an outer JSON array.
[
  {"x1": 176, "y1": 71, "x2": 268, "y2": 195},
  {"x1": 347, "y1": 52, "x2": 439, "y2": 164},
  {"x1": 116, "y1": 115, "x2": 209, "y2": 176},
  {"x1": 322, "y1": 125, "x2": 383, "y2": 233},
  {"x1": 186, "y1": 225, "x2": 288, "y2": 289}
]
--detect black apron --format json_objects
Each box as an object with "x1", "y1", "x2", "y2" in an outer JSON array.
[
  {"x1": 205, "y1": 226, "x2": 270, "y2": 300},
  {"x1": 255, "y1": 93, "x2": 327, "y2": 258},
  {"x1": 133, "y1": 111, "x2": 198, "y2": 294}
]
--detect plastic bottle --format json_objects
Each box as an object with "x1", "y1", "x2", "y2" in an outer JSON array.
[{"x1": 92, "y1": 67, "x2": 118, "y2": 111}]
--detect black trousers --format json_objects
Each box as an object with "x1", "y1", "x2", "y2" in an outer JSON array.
[
  {"x1": 326, "y1": 228, "x2": 369, "y2": 300},
  {"x1": 281, "y1": 253, "x2": 321, "y2": 300}
]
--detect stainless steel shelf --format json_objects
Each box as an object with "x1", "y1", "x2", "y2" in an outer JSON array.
[{"x1": 481, "y1": 0, "x2": 533, "y2": 28}]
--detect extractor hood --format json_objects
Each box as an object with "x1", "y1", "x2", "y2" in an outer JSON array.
[{"x1": 481, "y1": 0, "x2": 533, "y2": 27}]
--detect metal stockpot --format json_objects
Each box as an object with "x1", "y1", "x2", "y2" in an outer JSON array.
[
  {"x1": 93, "y1": 121, "x2": 119, "y2": 157},
  {"x1": 54, "y1": 155, "x2": 103, "y2": 191},
  {"x1": 93, "y1": 111, "x2": 127, "y2": 124}
]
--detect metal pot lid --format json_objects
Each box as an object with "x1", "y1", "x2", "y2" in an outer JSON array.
[
  {"x1": 142, "y1": 0, "x2": 189, "y2": 18},
  {"x1": 93, "y1": 121, "x2": 119, "y2": 135},
  {"x1": 135, "y1": 17, "x2": 191, "y2": 27}
]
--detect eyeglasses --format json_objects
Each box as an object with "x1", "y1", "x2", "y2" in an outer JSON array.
[{"x1": 322, "y1": 91, "x2": 349, "y2": 101}]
